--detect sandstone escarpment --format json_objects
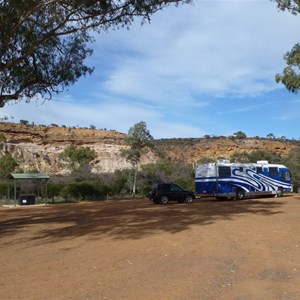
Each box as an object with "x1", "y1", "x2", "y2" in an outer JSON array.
[
  {"x1": 0, "y1": 122, "x2": 126, "y2": 145},
  {"x1": 0, "y1": 122, "x2": 132, "y2": 174},
  {"x1": 0, "y1": 122, "x2": 297, "y2": 175},
  {"x1": 155, "y1": 137, "x2": 295, "y2": 164}
]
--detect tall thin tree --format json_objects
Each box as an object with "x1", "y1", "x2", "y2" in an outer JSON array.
[{"x1": 121, "y1": 121, "x2": 153, "y2": 197}]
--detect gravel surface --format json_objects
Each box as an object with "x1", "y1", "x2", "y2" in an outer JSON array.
[{"x1": 1, "y1": 195, "x2": 300, "y2": 300}]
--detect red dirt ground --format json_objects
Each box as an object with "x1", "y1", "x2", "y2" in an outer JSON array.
[{"x1": 1, "y1": 195, "x2": 300, "y2": 300}]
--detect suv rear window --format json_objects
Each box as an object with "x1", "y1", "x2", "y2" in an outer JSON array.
[
  {"x1": 170, "y1": 184, "x2": 182, "y2": 192},
  {"x1": 159, "y1": 184, "x2": 170, "y2": 190}
]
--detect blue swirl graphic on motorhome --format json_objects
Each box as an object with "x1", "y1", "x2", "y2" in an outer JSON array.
[
  {"x1": 229, "y1": 168, "x2": 276, "y2": 192},
  {"x1": 195, "y1": 162, "x2": 292, "y2": 198}
]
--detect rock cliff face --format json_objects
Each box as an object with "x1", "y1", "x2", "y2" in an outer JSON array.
[
  {"x1": 154, "y1": 137, "x2": 297, "y2": 164},
  {"x1": 0, "y1": 122, "x2": 297, "y2": 175},
  {"x1": 0, "y1": 122, "x2": 131, "y2": 174}
]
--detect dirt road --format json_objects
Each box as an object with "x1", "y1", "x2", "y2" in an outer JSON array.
[{"x1": 1, "y1": 195, "x2": 300, "y2": 300}]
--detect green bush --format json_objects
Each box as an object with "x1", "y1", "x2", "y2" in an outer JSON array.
[
  {"x1": 47, "y1": 183, "x2": 65, "y2": 202},
  {"x1": 58, "y1": 180, "x2": 110, "y2": 201},
  {"x1": 283, "y1": 146, "x2": 300, "y2": 191},
  {"x1": 0, "y1": 180, "x2": 15, "y2": 195}
]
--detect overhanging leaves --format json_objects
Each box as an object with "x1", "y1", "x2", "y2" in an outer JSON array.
[{"x1": 0, "y1": 0, "x2": 191, "y2": 106}]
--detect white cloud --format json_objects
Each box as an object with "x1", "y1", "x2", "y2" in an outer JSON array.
[
  {"x1": 1, "y1": 96, "x2": 204, "y2": 138},
  {"x1": 94, "y1": 0, "x2": 300, "y2": 103},
  {"x1": 2, "y1": 1, "x2": 300, "y2": 139}
]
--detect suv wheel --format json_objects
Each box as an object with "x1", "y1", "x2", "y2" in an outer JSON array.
[
  {"x1": 184, "y1": 195, "x2": 193, "y2": 203},
  {"x1": 160, "y1": 195, "x2": 169, "y2": 204}
]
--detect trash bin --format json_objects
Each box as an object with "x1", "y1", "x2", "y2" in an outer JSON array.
[{"x1": 19, "y1": 194, "x2": 36, "y2": 205}]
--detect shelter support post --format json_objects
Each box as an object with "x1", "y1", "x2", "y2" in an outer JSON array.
[
  {"x1": 14, "y1": 178, "x2": 17, "y2": 206},
  {"x1": 7, "y1": 179, "x2": 10, "y2": 205},
  {"x1": 44, "y1": 179, "x2": 48, "y2": 205}
]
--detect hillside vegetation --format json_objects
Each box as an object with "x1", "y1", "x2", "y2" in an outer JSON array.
[{"x1": 0, "y1": 122, "x2": 300, "y2": 200}]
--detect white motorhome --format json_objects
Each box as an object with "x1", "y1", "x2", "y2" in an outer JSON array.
[{"x1": 195, "y1": 160, "x2": 292, "y2": 200}]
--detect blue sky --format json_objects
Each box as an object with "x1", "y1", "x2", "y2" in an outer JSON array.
[{"x1": 1, "y1": 0, "x2": 300, "y2": 139}]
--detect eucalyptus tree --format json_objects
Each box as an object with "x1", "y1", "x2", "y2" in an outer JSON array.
[
  {"x1": 0, "y1": 0, "x2": 191, "y2": 107},
  {"x1": 59, "y1": 144, "x2": 97, "y2": 175},
  {"x1": 121, "y1": 121, "x2": 153, "y2": 196},
  {"x1": 274, "y1": 0, "x2": 300, "y2": 92},
  {"x1": 0, "y1": 153, "x2": 18, "y2": 178}
]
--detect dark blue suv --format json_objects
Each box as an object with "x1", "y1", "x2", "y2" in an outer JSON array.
[{"x1": 149, "y1": 183, "x2": 195, "y2": 204}]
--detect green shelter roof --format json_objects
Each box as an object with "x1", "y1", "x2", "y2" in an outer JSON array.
[{"x1": 9, "y1": 173, "x2": 50, "y2": 179}]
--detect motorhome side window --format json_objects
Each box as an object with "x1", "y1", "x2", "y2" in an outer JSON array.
[
  {"x1": 218, "y1": 166, "x2": 231, "y2": 177},
  {"x1": 269, "y1": 167, "x2": 279, "y2": 177},
  {"x1": 256, "y1": 167, "x2": 263, "y2": 174}
]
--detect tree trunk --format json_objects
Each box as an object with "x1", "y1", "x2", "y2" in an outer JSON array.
[{"x1": 132, "y1": 164, "x2": 138, "y2": 198}]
